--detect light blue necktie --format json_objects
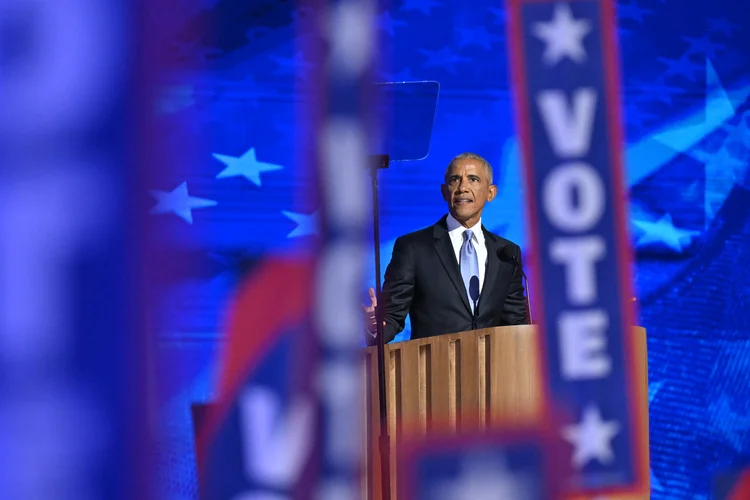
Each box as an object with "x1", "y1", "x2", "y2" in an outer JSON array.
[{"x1": 460, "y1": 229, "x2": 479, "y2": 312}]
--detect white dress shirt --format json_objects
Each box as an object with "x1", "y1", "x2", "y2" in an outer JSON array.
[{"x1": 446, "y1": 213, "x2": 487, "y2": 294}]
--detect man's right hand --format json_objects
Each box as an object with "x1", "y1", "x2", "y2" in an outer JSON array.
[{"x1": 362, "y1": 287, "x2": 386, "y2": 335}]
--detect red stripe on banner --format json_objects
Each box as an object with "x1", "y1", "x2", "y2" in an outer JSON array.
[
  {"x1": 598, "y1": 0, "x2": 646, "y2": 490},
  {"x1": 195, "y1": 256, "x2": 314, "y2": 475},
  {"x1": 729, "y1": 471, "x2": 750, "y2": 500},
  {"x1": 505, "y1": 0, "x2": 554, "y2": 424},
  {"x1": 505, "y1": 0, "x2": 645, "y2": 495}
]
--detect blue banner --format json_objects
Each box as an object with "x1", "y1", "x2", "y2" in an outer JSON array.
[
  {"x1": 0, "y1": 1, "x2": 151, "y2": 498},
  {"x1": 714, "y1": 468, "x2": 750, "y2": 500},
  {"x1": 199, "y1": 259, "x2": 316, "y2": 499},
  {"x1": 400, "y1": 433, "x2": 558, "y2": 500},
  {"x1": 507, "y1": 0, "x2": 644, "y2": 494},
  {"x1": 308, "y1": 0, "x2": 375, "y2": 495},
  {"x1": 199, "y1": 0, "x2": 373, "y2": 497}
]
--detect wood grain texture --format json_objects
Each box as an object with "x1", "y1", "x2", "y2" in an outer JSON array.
[{"x1": 361, "y1": 325, "x2": 650, "y2": 500}]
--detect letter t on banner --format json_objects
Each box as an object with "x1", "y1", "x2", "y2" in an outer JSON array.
[{"x1": 505, "y1": 0, "x2": 647, "y2": 497}]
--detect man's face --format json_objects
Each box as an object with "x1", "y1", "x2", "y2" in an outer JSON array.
[{"x1": 441, "y1": 159, "x2": 497, "y2": 227}]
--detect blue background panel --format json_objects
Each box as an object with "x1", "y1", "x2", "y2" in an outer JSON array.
[{"x1": 153, "y1": 1, "x2": 750, "y2": 499}]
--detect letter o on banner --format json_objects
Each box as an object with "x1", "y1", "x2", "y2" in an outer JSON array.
[{"x1": 542, "y1": 162, "x2": 605, "y2": 232}]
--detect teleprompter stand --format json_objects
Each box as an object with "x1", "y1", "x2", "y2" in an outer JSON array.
[
  {"x1": 368, "y1": 152, "x2": 391, "y2": 500},
  {"x1": 367, "y1": 81, "x2": 439, "y2": 500}
]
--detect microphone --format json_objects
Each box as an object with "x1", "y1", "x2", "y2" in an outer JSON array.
[
  {"x1": 469, "y1": 275, "x2": 480, "y2": 329},
  {"x1": 496, "y1": 247, "x2": 533, "y2": 324}
]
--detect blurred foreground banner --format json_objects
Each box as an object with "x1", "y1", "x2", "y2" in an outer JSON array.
[
  {"x1": 399, "y1": 429, "x2": 566, "y2": 500},
  {"x1": 506, "y1": 0, "x2": 647, "y2": 496},
  {"x1": 0, "y1": 1, "x2": 164, "y2": 499},
  {"x1": 714, "y1": 468, "x2": 750, "y2": 500},
  {"x1": 197, "y1": 259, "x2": 316, "y2": 498},
  {"x1": 198, "y1": 0, "x2": 374, "y2": 498}
]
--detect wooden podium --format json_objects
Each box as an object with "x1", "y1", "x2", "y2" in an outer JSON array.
[{"x1": 361, "y1": 325, "x2": 649, "y2": 500}]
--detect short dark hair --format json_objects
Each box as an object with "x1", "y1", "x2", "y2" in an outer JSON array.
[{"x1": 444, "y1": 152, "x2": 494, "y2": 184}]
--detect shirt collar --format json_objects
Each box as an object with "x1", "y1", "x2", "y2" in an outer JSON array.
[{"x1": 446, "y1": 213, "x2": 484, "y2": 244}]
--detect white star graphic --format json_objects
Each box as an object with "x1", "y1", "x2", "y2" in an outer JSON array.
[
  {"x1": 212, "y1": 147, "x2": 283, "y2": 186},
  {"x1": 633, "y1": 213, "x2": 699, "y2": 253},
  {"x1": 531, "y1": 3, "x2": 591, "y2": 66},
  {"x1": 626, "y1": 59, "x2": 750, "y2": 189},
  {"x1": 282, "y1": 210, "x2": 319, "y2": 238},
  {"x1": 433, "y1": 454, "x2": 535, "y2": 500},
  {"x1": 562, "y1": 404, "x2": 620, "y2": 469},
  {"x1": 150, "y1": 182, "x2": 217, "y2": 224}
]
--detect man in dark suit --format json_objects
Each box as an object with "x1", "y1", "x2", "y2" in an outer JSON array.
[{"x1": 364, "y1": 152, "x2": 530, "y2": 344}]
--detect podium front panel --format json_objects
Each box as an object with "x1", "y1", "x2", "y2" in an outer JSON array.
[{"x1": 361, "y1": 325, "x2": 649, "y2": 500}]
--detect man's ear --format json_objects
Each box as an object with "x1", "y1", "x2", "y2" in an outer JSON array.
[
  {"x1": 487, "y1": 184, "x2": 498, "y2": 202},
  {"x1": 441, "y1": 184, "x2": 450, "y2": 202}
]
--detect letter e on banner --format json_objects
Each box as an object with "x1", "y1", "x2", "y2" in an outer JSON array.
[{"x1": 506, "y1": 0, "x2": 647, "y2": 496}]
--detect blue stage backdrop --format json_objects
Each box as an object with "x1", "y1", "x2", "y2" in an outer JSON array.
[{"x1": 154, "y1": 1, "x2": 750, "y2": 499}]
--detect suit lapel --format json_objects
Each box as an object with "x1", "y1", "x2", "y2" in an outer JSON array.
[
  {"x1": 432, "y1": 219, "x2": 472, "y2": 313},
  {"x1": 479, "y1": 227, "x2": 499, "y2": 312}
]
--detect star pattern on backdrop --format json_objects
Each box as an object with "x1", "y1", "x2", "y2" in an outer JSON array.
[
  {"x1": 562, "y1": 404, "x2": 620, "y2": 469},
  {"x1": 724, "y1": 113, "x2": 750, "y2": 149},
  {"x1": 432, "y1": 455, "x2": 533, "y2": 500},
  {"x1": 151, "y1": 182, "x2": 217, "y2": 225},
  {"x1": 707, "y1": 393, "x2": 750, "y2": 452},
  {"x1": 487, "y1": 7, "x2": 505, "y2": 25},
  {"x1": 155, "y1": 1, "x2": 750, "y2": 499},
  {"x1": 706, "y1": 17, "x2": 737, "y2": 37},
  {"x1": 693, "y1": 146, "x2": 748, "y2": 223},
  {"x1": 633, "y1": 213, "x2": 699, "y2": 254},
  {"x1": 657, "y1": 55, "x2": 702, "y2": 81},
  {"x1": 631, "y1": 75, "x2": 682, "y2": 105},
  {"x1": 617, "y1": 0, "x2": 656, "y2": 25},
  {"x1": 419, "y1": 46, "x2": 471, "y2": 72},
  {"x1": 456, "y1": 26, "x2": 502, "y2": 50},
  {"x1": 647, "y1": 60, "x2": 750, "y2": 229},
  {"x1": 682, "y1": 35, "x2": 723, "y2": 59},
  {"x1": 628, "y1": 106, "x2": 663, "y2": 133},
  {"x1": 281, "y1": 210, "x2": 319, "y2": 238},
  {"x1": 531, "y1": 3, "x2": 591, "y2": 66},
  {"x1": 377, "y1": 10, "x2": 408, "y2": 37},
  {"x1": 212, "y1": 147, "x2": 284, "y2": 186}
]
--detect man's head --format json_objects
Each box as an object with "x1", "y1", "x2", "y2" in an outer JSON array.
[{"x1": 441, "y1": 152, "x2": 497, "y2": 228}]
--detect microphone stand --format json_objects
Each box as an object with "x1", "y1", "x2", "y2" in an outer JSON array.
[
  {"x1": 516, "y1": 262, "x2": 533, "y2": 324},
  {"x1": 498, "y1": 249, "x2": 534, "y2": 324},
  {"x1": 369, "y1": 153, "x2": 391, "y2": 500},
  {"x1": 522, "y1": 273, "x2": 533, "y2": 324}
]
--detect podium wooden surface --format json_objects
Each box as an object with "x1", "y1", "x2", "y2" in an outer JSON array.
[{"x1": 361, "y1": 325, "x2": 649, "y2": 500}]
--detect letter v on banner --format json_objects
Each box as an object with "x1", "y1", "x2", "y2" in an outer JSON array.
[{"x1": 505, "y1": 0, "x2": 647, "y2": 497}]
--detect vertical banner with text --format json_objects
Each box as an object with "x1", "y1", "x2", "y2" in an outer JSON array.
[
  {"x1": 506, "y1": 0, "x2": 646, "y2": 496},
  {"x1": 308, "y1": 0, "x2": 376, "y2": 496},
  {"x1": 0, "y1": 2, "x2": 152, "y2": 499},
  {"x1": 198, "y1": 0, "x2": 373, "y2": 498}
]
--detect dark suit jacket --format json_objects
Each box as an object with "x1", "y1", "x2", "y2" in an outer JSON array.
[{"x1": 376, "y1": 215, "x2": 529, "y2": 343}]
